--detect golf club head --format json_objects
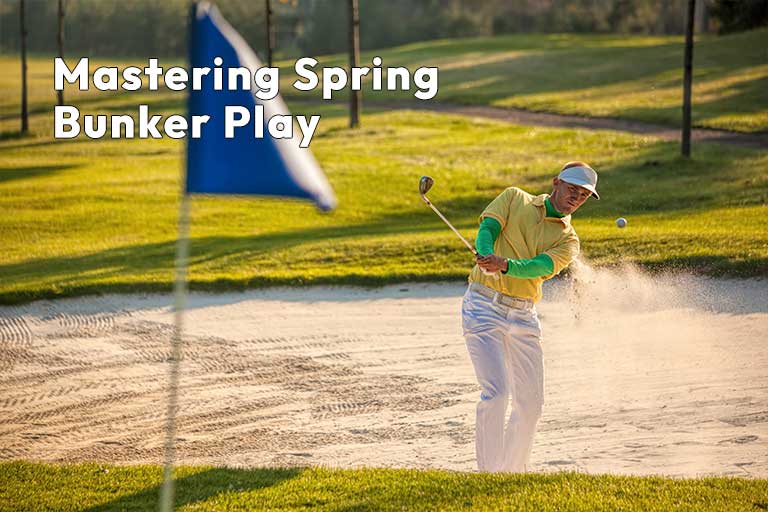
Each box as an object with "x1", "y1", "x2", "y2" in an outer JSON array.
[{"x1": 419, "y1": 176, "x2": 434, "y2": 196}]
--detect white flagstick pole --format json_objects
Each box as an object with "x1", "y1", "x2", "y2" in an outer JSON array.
[{"x1": 159, "y1": 190, "x2": 191, "y2": 512}]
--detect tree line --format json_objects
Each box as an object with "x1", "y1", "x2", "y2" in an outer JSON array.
[{"x1": 1, "y1": 0, "x2": 766, "y2": 59}]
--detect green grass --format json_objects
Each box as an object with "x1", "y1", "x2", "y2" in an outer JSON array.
[
  {"x1": 302, "y1": 28, "x2": 768, "y2": 132},
  {"x1": 2, "y1": 29, "x2": 767, "y2": 135},
  {"x1": 0, "y1": 100, "x2": 767, "y2": 304},
  {"x1": 2, "y1": 462, "x2": 766, "y2": 511},
  {"x1": 1, "y1": 40, "x2": 767, "y2": 304}
]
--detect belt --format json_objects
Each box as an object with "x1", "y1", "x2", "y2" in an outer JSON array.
[{"x1": 469, "y1": 282, "x2": 534, "y2": 311}]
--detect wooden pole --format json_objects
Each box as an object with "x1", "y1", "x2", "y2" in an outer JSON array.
[
  {"x1": 265, "y1": 0, "x2": 274, "y2": 67},
  {"x1": 57, "y1": 0, "x2": 65, "y2": 106},
  {"x1": 348, "y1": 0, "x2": 361, "y2": 128},
  {"x1": 681, "y1": 0, "x2": 696, "y2": 157},
  {"x1": 20, "y1": 0, "x2": 29, "y2": 134}
]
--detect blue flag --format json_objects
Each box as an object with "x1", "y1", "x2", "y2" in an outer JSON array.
[{"x1": 186, "y1": 2, "x2": 336, "y2": 211}]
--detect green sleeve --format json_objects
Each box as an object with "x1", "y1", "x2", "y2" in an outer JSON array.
[
  {"x1": 504, "y1": 253, "x2": 555, "y2": 279},
  {"x1": 476, "y1": 217, "x2": 554, "y2": 278},
  {"x1": 475, "y1": 217, "x2": 501, "y2": 256}
]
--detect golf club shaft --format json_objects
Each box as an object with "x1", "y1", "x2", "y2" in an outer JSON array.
[{"x1": 422, "y1": 196, "x2": 477, "y2": 256}]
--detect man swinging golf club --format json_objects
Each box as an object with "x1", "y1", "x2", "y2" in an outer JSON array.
[{"x1": 463, "y1": 161, "x2": 599, "y2": 473}]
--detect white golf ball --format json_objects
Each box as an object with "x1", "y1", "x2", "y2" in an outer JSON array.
[{"x1": 616, "y1": 217, "x2": 627, "y2": 228}]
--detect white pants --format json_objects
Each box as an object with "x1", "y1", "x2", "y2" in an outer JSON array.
[{"x1": 462, "y1": 284, "x2": 544, "y2": 473}]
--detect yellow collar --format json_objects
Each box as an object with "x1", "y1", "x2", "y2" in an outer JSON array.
[{"x1": 533, "y1": 194, "x2": 572, "y2": 224}]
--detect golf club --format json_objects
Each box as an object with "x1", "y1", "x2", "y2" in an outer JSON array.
[{"x1": 419, "y1": 175, "x2": 477, "y2": 256}]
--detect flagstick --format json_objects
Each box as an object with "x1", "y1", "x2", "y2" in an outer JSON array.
[{"x1": 160, "y1": 192, "x2": 191, "y2": 512}]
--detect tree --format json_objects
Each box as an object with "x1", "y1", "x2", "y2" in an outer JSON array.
[
  {"x1": 710, "y1": 0, "x2": 768, "y2": 33},
  {"x1": 681, "y1": 0, "x2": 695, "y2": 157}
]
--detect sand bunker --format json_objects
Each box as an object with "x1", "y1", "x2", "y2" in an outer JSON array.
[{"x1": 1, "y1": 265, "x2": 766, "y2": 477}]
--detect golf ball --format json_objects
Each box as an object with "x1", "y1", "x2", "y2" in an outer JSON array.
[{"x1": 616, "y1": 217, "x2": 627, "y2": 228}]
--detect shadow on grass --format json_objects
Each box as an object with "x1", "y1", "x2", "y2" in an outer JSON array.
[
  {"x1": 83, "y1": 467, "x2": 301, "y2": 512},
  {"x1": 0, "y1": 134, "x2": 98, "y2": 152},
  {"x1": 0, "y1": 163, "x2": 82, "y2": 184},
  {"x1": 0, "y1": 129, "x2": 29, "y2": 141},
  {"x1": 578, "y1": 140, "x2": 766, "y2": 215},
  {"x1": 617, "y1": 74, "x2": 768, "y2": 131}
]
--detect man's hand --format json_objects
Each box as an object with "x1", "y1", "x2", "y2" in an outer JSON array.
[{"x1": 477, "y1": 254, "x2": 508, "y2": 274}]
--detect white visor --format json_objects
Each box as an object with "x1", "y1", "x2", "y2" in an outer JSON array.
[{"x1": 558, "y1": 166, "x2": 599, "y2": 200}]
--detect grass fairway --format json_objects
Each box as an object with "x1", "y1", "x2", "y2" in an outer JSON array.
[
  {"x1": 2, "y1": 462, "x2": 767, "y2": 511},
  {"x1": 1, "y1": 36, "x2": 767, "y2": 304},
  {"x1": 284, "y1": 29, "x2": 768, "y2": 133},
  {"x1": 1, "y1": 102, "x2": 767, "y2": 304},
  {"x1": 2, "y1": 29, "x2": 767, "y2": 135}
]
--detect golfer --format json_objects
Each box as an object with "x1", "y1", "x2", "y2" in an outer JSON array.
[{"x1": 463, "y1": 161, "x2": 599, "y2": 472}]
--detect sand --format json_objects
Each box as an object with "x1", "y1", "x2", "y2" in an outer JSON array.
[{"x1": 1, "y1": 265, "x2": 766, "y2": 477}]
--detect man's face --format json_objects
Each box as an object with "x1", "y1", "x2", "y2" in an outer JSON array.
[{"x1": 550, "y1": 177, "x2": 592, "y2": 215}]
